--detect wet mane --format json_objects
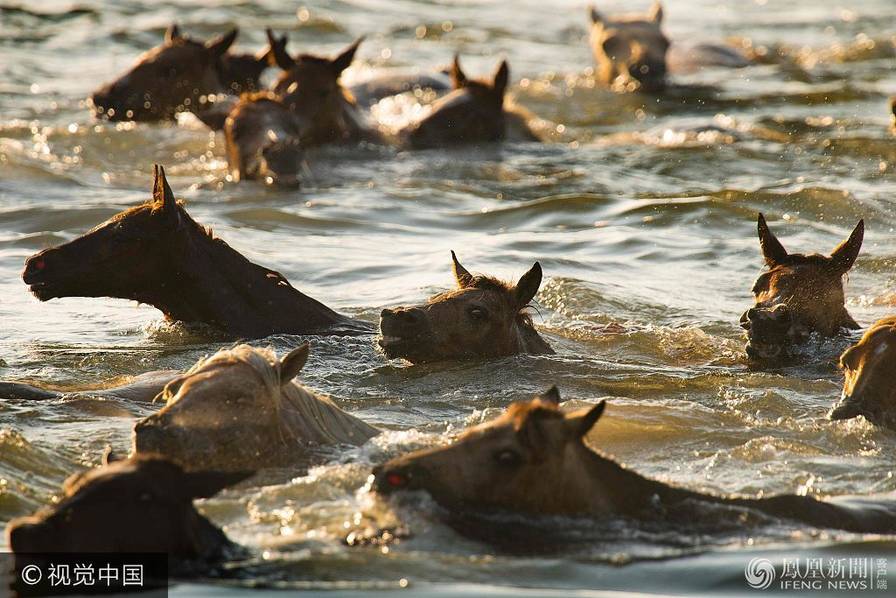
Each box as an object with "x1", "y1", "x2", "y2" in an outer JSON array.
[{"x1": 159, "y1": 344, "x2": 377, "y2": 446}]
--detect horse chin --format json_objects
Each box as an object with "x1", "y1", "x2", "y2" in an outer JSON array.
[
  {"x1": 27, "y1": 282, "x2": 60, "y2": 301},
  {"x1": 377, "y1": 335, "x2": 438, "y2": 363}
]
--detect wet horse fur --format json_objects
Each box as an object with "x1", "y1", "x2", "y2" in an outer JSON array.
[
  {"x1": 6, "y1": 454, "x2": 249, "y2": 560},
  {"x1": 378, "y1": 251, "x2": 553, "y2": 363},
  {"x1": 830, "y1": 316, "x2": 896, "y2": 429},
  {"x1": 740, "y1": 213, "x2": 863, "y2": 363},
  {"x1": 22, "y1": 165, "x2": 370, "y2": 339},
  {"x1": 133, "y1": 344, "x2": 380, "y2": 471},
  {"x1": 374, "y1": 389, "x2": 896, "y2": 535}
]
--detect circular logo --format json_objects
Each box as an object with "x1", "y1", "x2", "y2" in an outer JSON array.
[
  {"x1": 745, "y1": 557, "x2": 776, "y2": 590},
  {"x1": 20, "y1": 564, "x2": 42, "y2": 586}
]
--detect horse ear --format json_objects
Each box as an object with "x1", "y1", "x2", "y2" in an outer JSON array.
[
  {"x1": 757, "y1": 213, "x2": 788, "y2": 268},
  {"x1": 537, "y1": 386, "x2": 561, "y2": 405},
  {"x1": 180, "y1": 469, "x2": 253, "y2": 499},
  {"x1": 267, "y1": 29, "x2": 294, "y2": 70},
  {"x1": 101, "y1": 445, "x2": 122, "y2": 466},
  {"x1": 589, "y1": 5, "x2": 603, "y2": 25},
  {"x1": 492, "y1": 60, "x2": 509, "y2": 99},
  {"x1": 566, "y1": 400, "x2": 607, "y2": 438},
  {"x1": 261, "y1": 30, "x2": 288, "y2": 65},
  {"x1": 450, "y1": 54, "x2": 468, "y2": 89},
  {"x1": 513, "y1": 262, "x2": 542, "y2": 309},
  {"x1": 830, "y1": 220, "x2": 864, "y2": 273},
  {"x1": 332, "y1": 37, "x2": 363, "y2": 75},
  {"x1": 152, "y1": 164, "x2": 179, "y2": 217},
  {"x1": 206, "y1": 28, "x2": 238, "y2": 58},
  {"x1": 279, "y1": 342, "x2": 310, "y2": 385},
  {"x1": 451, "y1": 250, "x2": 474, "y2": 288},
  {"x1": 648, "y1": 1, "x2": 664, "y2": 24},
  {"x1": 165, "y1": 23, "x2": 181, "y2": 44}
]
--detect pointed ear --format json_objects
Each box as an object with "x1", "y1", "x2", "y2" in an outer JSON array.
[
  {"x1": 513, "y1": 262, "x2": 542, "y2": 309},
  {"x1": 830, "y1": 220, "x2": 864, "y2": 273},
  {"x1": 332, "y1": 37, "x2": 363, "y2": 75},
  {"x1": 267, "y1": 29, "x2": 294, "y2": 69},
  {"x1": 648, "y1": 1, "x2": 664, "y2": 24},
  {"x1": 757, "y1": 213, "x2": 788, "y2": 268},
  {"x1": 537, "y1": 385, "x2": 561, "y2": 405},
  {"x1": 206, "y1": 28, "x2": 238, "y2": 58},
  {"x1": 165, "y1": 23, "x2": 181, "y2": 44},
  {"x1": 180, "y1": 469, "x2": 254, "y2": 499},
  {"x1": 589, "y1": 5, "x2": 603, "y2": 25},
  {"x1": 566, "y1": 400, "x2": 607, "y2": 438},
  {"x1": 451, "y1": 250, "x2": 474, "y2": 288},
  {"x1": 152, "y1": 164, "x2": 179, "y2": 217},
  {"x1": 101, "y1": 445, "x2": 122, "y2": 466},
  {"x1": 279, "y1": 342, "x2": 310, "y2": 385},
  {"x1": 450, "y1": 54, "x2": 468, "y2": 89},
  {"x1": 492, "y1": 60, "x2": 509, "y2": 98}
]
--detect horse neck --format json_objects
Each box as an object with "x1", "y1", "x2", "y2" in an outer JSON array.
[
  {"x1": 280, "y1": 383, "x2": 379, "y2": 446},
  {"x1": 143, "y1": 217, "x2": 346, "y2": 335}
]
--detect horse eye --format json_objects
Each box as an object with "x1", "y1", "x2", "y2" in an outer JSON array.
[
  {"x1": 468, "y1": 307, "x2": 488, "y2": 321},
  {"x1": 493, "y1": 449, "x2": 522, "y2": 467}
]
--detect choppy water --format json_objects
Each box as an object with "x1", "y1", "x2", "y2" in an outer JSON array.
[{"x1": 1, "y1": 0, "x2": 896, "y2": 595}]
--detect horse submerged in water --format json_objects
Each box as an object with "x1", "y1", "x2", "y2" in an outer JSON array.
[
  {"x1": 22, "y1": 165, "x2": 371, "y2": 339},
  {"x1": 830, "y1": 317, "x2": 896, "y2": 429},
  {"x1": 378, "y1": 251, "x2": 553, "y2": 363},
  {"x1": 587, "y1": 2, "x2": 751, "y2": 93},
  {"x1": 398, "y1": 55, "x2": 540, "y2": 148},
  {"x1": 89, "y1": 25, "x2": 278, "y2": 124},
  {"x1": 224, "y1": 30, "x2": 370, "y2": 184},
  {"x1": 6, "y1": 453, "x2": 248, "y2": 561},
  {"x1": 740, "y1": 213, "x2": 864, "y2": 363},
  {"x1": 133, "y1": 343, "x2": 379, "y2": 471},
  {"x1": 374, "y1": 388, "x2": 896, "y2": 537}
]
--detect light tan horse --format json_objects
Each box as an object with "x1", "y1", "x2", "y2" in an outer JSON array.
[
  {"x1": 133, "y1": 344, "x2": 379, "y2": 470},
  {"x1": 830, "y1": 316, "x2": 896, "y2": 429},
  {"x1": 588, "y1": 2, "x2": 669, "y2": 92}
]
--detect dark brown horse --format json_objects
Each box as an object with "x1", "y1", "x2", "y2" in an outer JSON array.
[
  {"x1": 90, "y1": 24, "x2": 239, "y2": 122},
  {"x1": 22, "y1": 165, "x2": 371, "y2": 338},
  {"x1": 830, "y1": 317, "x2": 896, "y2": 429},
  {"x1": 378, "y1": 252, "x2": 552, "y2": 363},
  {"x1": 267, "y1": 29, "x2": 371, "y2": 146},
  {"x1": 741, "y1": 213, "x2": 863, "y2": 362},
  {"x1": 374, "y1": 388, "x2": 896, "y2": 535},
  {"x1": 6, "y1": 454, "x2": 248, "y2": 559},
  {"x1": 399, "y1": 55, "x2": 540, "y2": 148}
]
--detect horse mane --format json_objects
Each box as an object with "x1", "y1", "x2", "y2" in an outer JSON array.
[{"x1": 159, "y1": 344, "x2": 378, "y2": 446}]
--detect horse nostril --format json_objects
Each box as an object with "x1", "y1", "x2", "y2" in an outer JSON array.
[{"x1": 386, "y1": 471, "x2": 408, "y2": 488}]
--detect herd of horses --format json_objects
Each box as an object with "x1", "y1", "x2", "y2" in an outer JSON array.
[{"x1": 4, "y1": 0, "x2": 896, "y2": 579}]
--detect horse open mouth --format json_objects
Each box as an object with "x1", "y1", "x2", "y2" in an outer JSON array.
[
  {"x1": 377, "y1": 334, "x2": 424, "y2": 358},
  {"x1": 27, "y1": 282, "x2": 57, "y2": 301},
  {"x1": 744, "y1": 340, "x2": 785, "y2": 361}
]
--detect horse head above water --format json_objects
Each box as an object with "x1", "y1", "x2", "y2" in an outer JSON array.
[
  {"x1": 588, "y1": 2, "x2": 669, "y2": 92},
  {"x1": 267, "y1": 29, "x2": 366, "y2": 145},
  {"x1": 741, "y1": 213, "x2": 863, "y2": 363},
  {"x1": 378, "y1": 251, "x2": 553, "y2": 363},
  {"x1": 6, "y1": 454, "x2": 248, "y2": 557},
  {"x1": 374, "y1": 388, "x2": 896, "y2": 535},
  {"x1": 400, "y1": 55, "x2": 517, "y2": 148},
  {"x1": 133, "y1": 344, "x2": 379, "y2": 471},
  {"x1": 830, "y1": 317, "x2": 896, "y2": 429},
  {"x1": 90, "y1": 24, "x2": 238, "y2": 121},
  {"x1": 22, "y1": 165, "x2": 361, "y2": 338}
]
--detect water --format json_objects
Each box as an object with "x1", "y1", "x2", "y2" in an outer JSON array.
[{"x1": 1, "y1": 0, "x2": 895, "y2": 595}]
